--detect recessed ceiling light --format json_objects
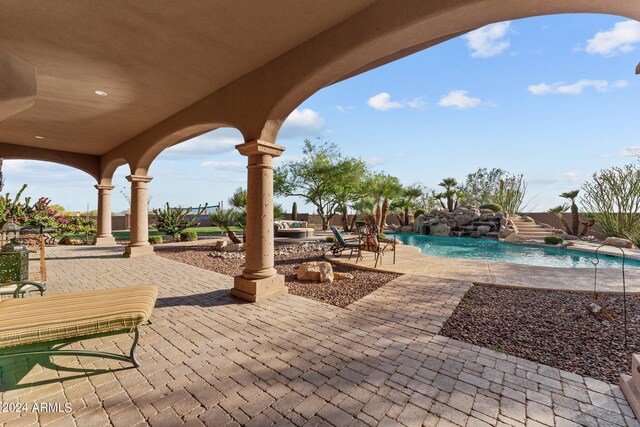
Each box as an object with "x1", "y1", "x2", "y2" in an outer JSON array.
[
  {"x1": 34, "y1": 135, "x2": 44, "y2": 139},
  {"x1": 94, "y1": 90, "x2": 108, "y2": 96}
]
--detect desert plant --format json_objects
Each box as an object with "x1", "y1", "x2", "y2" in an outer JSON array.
[
  {"x1": 149, "y1": 236, "x2": 163, "y2": 244},
  {"x1": 413, "y1": 209, "x2": 425, "y2": 217},
  {"x1": 273, "y1": 203, "x2": 284, "y2": 220},
  {"x1": 57, "y1": 217, "x2": 97, "y2": 243},
  {"x1": 544, "y1": 235, "x2": 564, "y2": 245},
  {"x1": 492, "y1": 176, "x2": 527, "y2": 214},
  {"x1": 479, "y1": 203, "x2": 504, "y2": 212},
  {"x1": 291, "y1": 202, "x2": 298, "y2": 220},
  {"x1": 153, "y1": 202, "x2": 208, "y2": 240},
  {"x1": 325, "y1": 236, "x2": 335, "y2": 243},
  {"x1": 581, "y1": 164, "x2": 640, "y2": 240},
  {"x1": 209, "y1": 208, "x2": 242, "y2": 243},
  {"x1": 180, "y1": 230, "x2": 197, "y2": 242}
]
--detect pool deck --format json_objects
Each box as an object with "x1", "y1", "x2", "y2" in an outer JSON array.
[{"x1": 326, "y1": 244, "x2": 640, "y2": 294}]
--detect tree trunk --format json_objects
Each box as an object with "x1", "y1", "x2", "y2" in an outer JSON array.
[
  {"x1": 396, "y1": 213, "x2": 404, "y2": 226},
  {"x1": 404, "y1": 207, "x2": 410, "y2": 226},
  {"x1": 380, "y1": 199, "x2": 390, "y2": 232},
  {"x1": 227, "y1": 231, "x2": 241, "y2": 244},
  {"x1": 341, "y1": 211, "x2": 348, "y2": 231},
  {"x1": 447, "y1": 197, "x2": 454, "y2": 212},
  {"x1": 571, "y1": 203, "x2": 579, "y2": 236},
  {"x1": 349, "y1": 214, "x2": 358, "y2": 232},
  {"x1": 375, "y1": 204, "x2": 382, "y2": 231}
]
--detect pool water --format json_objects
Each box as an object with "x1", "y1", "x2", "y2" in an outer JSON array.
[{"x1": 395, "y1": 234, "x2": 639, "y2": 269}]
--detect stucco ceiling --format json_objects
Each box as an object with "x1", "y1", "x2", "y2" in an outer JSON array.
[{"x1": 0, "y1": 0, "x2": 375, "y2": 155}]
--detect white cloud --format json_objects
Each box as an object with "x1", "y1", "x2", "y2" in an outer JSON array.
[
  {"x1": 585, "y1": 20, "x2": 640, "y2": 56},
  {"x1": 163, "y1": 128, "x2": 242, "y2": 159},
  {"x1": 527, "y1": 79, "x2": 629, "y2": 95},
  {"x1": 279, "y1": 108, "x2": 325, "y2": 139},
  {"x1": 367, "y1": 93, "x2": 426, "y2": 111},
  {"x1": 367, "y1": 92, "x2": 403, "y2": 111},
  {"x1": 364, "y1": 157, "x2": 388, "y2": 167},
  {"x1": 200, "y1": 161, "x2": 245, "y2": 172},
  {"x1": 438, "y1": 90, "x2": 481, "y2": 109},
  {"x1": 463, "y1": 22, "x2": 511, "y2": 58},
  {"x1": 336, "y1": 105, "x2": 354, "y2": 113}
]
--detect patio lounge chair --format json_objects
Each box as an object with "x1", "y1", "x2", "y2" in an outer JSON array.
[
  {"x1": 330, "y1": 226, "x2": 362, "y2": 261},
  {"x1": 0, "y1": 285, "x2": 157, "y2": 367}
]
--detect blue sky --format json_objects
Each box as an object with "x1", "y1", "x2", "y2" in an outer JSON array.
[{"x1": 4, "y1": 13, "x2": 640, "y2": 215}]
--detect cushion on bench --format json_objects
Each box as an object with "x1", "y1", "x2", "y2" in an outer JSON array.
[{"x1": 0, "y1": 285, "x2": 158, "y2": 349}]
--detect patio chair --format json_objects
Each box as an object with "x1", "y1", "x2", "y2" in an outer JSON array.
[
  {"x1": 330, "y1": 226, "x2": 362, "y2": 261},
  {"x1": 357, "y1": 223, "x2": 390, "y2": 268}
]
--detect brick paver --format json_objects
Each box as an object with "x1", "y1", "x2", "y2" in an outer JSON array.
[{"x1": 0, "y1": 245, "x2": 638, "y2": 426}]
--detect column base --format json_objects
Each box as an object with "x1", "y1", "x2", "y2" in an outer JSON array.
[
  {"x1": 620, "y1": 354, "x2": 640, "y2": 420},
  {"x1": 94, "y1": 236, "x2": 117, "y2": 246},
  {"x1": 124, "y1": 244, "x2": 155, "y2": 258},
  {"x1": 231, "y1": 274, "x2": 287, "y2": 302}
]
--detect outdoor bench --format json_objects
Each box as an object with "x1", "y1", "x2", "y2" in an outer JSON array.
[{"x1": 0, "y1": 285, "x2": 157, "y2": 367}]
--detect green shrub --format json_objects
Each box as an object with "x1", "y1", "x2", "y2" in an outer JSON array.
[
  {"x1": 180, "y1": 230, "x2": 197, "y2": 242},
  {"x1": 149, "y1": 236, "x2": 163, "y2": 244},
  {"x1": 479, "y1": 203, "x2": 504, "y2": 212},
  {"x1": 544, "y1": 235, "x2": 564, "y2": 245},
  {"x1": 325, "y1": 236, "x2": 335, "y2": 243},
  {"x1": 413, "y1": 209, "x2": 425, "y2": 217},
  {"x1": 379, "y1": 232, "x2": 387, "y2": 239}
]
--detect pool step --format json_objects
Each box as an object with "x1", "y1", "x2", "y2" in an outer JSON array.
[{"x1": 510, "y1": 216, "x2": 556, "y2": 240}]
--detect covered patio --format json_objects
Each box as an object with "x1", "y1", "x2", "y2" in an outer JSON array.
[
  {"x1": 1, "y1": 245, "x2": 637, "y2": 426},
  {"x1": 2, "y1": 1, "x2": 640, "y2": 425}
]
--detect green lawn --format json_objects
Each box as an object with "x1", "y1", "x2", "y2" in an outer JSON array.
[{"x1": 111, "y1": 226, "x2": 243, "y2": 241}]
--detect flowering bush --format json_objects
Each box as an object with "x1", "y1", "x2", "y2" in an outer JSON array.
[{"x1": 0, "y1": 184, "x2": 66, "y2": 230}]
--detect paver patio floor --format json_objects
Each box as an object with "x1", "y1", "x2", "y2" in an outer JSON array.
[{"x1": 1, "y1": 245, "x2": 638, "y2": 426}]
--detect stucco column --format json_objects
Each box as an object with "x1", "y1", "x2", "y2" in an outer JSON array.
[
  {"x1": 93, "y1": 184, "x2": 116, "y2": 245},
  {"x1": 232, "y1": 140, "x2": 286, "y2": 302},
  {"x1": 124, "y1": 175, "x2": 154, "y2": 258}
]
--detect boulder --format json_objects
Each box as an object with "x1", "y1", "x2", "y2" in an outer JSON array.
[
  {"x1": 214, "y1": 240, "x2": 228, "y2": 250},
  {"x1": 334, "y1": 272, "x2": 354, "y2": 281},
  {"x1": 453, "y1": 207, "x2": 468, "y2": 215},
  {"x1": 477, "y1": 225, "x2": 492, "y2": 235},
  {"x1": 480, "y1": 212, "x2": 496, "y2": 221},
  {"x1": 504, "y1": 232, "x2": 527, "y2": 244},
  {"x1": 223, "y1": 243, "x2": 245, "y2": 252},
  {"x1": 297, "y1": 261, "x2": 334, "y2": 283},
  {"x1": 521, "y1": 216, "x2": 535, "y2": 222},
  {"x1": 499, "y1": 217, "x2": 508, "y2": 228},
  {"x1": 469, "y1": 208, "x2": 481, "y2": 220},
  {"x1": 430, "y1": 223, "x2": 451, "y2": 236},
  {"x1": 498, "y1": 229, "x2": 515, "y2": 239},
  {"x1": 400, "y1": 225, "x2": 413, "y2": 233},
  {"x1": 603, "y1": 237, "x2": 633, "y2": 249},
  {"x1": 455, "y1": 214, "x2": 474, "y2": 226}
]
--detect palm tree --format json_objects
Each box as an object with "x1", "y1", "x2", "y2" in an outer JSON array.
[
  {"x1": 209, "y1": 208, "x2": 242, "y2": 243},
  {"x1": 401, "y1": 185, "x2": 423, "y2": 225},
  {"x1": 349, "y1": 197, "x2": 375, "y2": 230},
  {"x1": 228, "y1": 187, "x2": 247, "y2": 209},
  {"x1": 436, "y1": 178, "x2": 464, "y2": 212},
  {"x1": 560, "y1": 190, "x2": 580, "y2": 236}
]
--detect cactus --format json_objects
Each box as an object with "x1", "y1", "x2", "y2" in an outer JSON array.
[{"x1": 291, "y1": 202, "x2": 298, "y2": 220}]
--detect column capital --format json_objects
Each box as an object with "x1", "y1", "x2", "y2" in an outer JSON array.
[
  {"x1": 236, "y1": 140, "x2": 285, "y2": 158},
  {"x1": 126, "y1": 175, "x2": 153, "y2": 183},
  {"x1": 95, "y1": 184, "x2": 115, "y2": 191}
]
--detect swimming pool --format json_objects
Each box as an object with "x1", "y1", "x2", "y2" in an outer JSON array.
[{"x1": 395, "y1": 234, "x2": 639, "y2": 269}]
